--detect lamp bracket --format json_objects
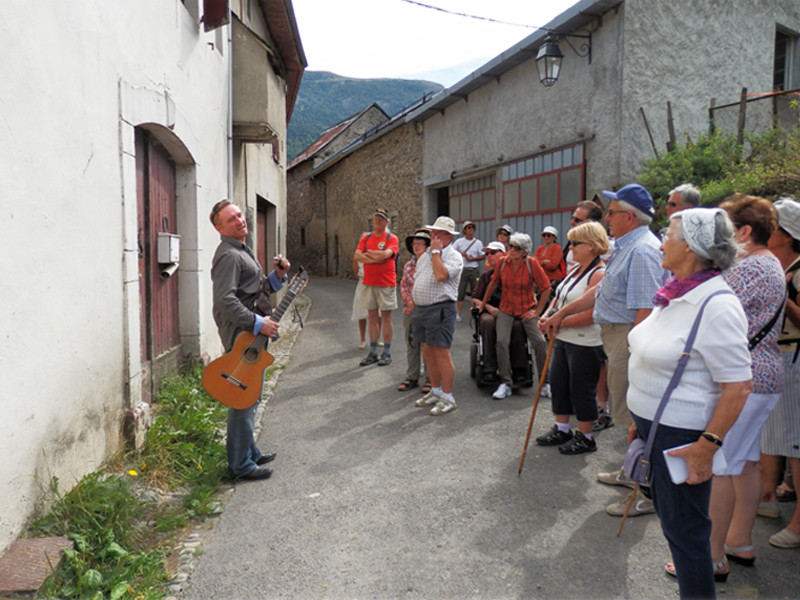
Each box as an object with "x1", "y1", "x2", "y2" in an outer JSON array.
[{"x1": 556, "y1": 32, "x2": 592, "y2": 64}]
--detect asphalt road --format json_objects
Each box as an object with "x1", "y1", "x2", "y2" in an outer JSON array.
[{"x1": 179, "y1": 277, "x2": 800, "y2": 600}]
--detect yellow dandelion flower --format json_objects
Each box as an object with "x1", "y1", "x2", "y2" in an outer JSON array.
[{"x1": 128, "y1": 470, "x2": 138, "y2": 477}]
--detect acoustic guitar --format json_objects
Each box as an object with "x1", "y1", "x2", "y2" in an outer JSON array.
[{"x1": 202, "y1": 268, "x2": 309, "y2": 409}]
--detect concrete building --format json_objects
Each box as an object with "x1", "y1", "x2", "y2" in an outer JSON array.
[
  {"x1": 0, "y1": 0, "x2": 305, "y2": 555},
  {"x1": 405, "y1": 0, "x2": 800, "y2": 242}
]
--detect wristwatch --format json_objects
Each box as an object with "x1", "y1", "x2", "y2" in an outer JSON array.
[{"x1": 431, "y1": 249, "x2": 441, "y2": 255}]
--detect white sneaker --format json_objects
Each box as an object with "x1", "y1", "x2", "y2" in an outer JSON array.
[
  {"x1": 492, "y1": 383, "x2": 512, "y2": 400},
  {"x1": 358, "y1": 340, "x2": 366, "y2": 349},
  {"x1": 456, "y1": 315, "x2": 462, "y2": 322},
  {"x1": 430, "y1": 398, "x2": 457, "y2": 416},
  {"x1": 540, "y1": 384, "x2": 551, "y2": 398}
]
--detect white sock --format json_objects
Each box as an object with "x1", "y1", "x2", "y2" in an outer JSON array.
[
  {"x1": 441, "y1": 392, "x2": 454, "y2": 403},
  {"x1": 556, "y1": 422, "x2": 571, "y2": 434},
  {"x1": 432, "y1": 386, "x2": 443, "y2": 397}
]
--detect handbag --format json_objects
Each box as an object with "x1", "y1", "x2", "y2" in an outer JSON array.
[{"x1": 622, "y1": 289, "x2": 733, "y2": 486}]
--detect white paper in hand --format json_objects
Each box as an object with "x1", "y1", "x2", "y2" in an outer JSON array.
[{"x1": 663, "y1": 443, "x2": 728, "y2": 484}]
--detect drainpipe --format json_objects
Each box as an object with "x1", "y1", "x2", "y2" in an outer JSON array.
[{"x1": 226, "y1": 14, "x2": 234, "y2": 201}]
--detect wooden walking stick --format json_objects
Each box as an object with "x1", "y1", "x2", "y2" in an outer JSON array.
[
  {"x1": 615, "y1": 482, "x2": 641, "y2": 537},
  {"x1": 518, "y1": 333, "x2": 557, "y2": 476}
]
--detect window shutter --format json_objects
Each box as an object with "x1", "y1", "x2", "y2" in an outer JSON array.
[{"x1": 203, "y1": 0, "x2": 229, "y2": 32}]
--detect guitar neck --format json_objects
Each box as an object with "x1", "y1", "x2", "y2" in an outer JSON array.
[{"x1": 270, "y1": 288, "x2": 298, "y2": 322}]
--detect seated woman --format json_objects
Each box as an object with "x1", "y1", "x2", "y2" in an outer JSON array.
[
  {"x1": 628, "y1": 208, "x2": 752, "y2": 598},
  {"x1": 536, "y1": 222, "x2": 608, "y2": 454},
  {"x1": 478, "y1": 233, "x2": 552, "y2": 400}
]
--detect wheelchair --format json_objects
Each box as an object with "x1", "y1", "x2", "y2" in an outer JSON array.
[{"x1": 469, "y1": 306, "x2": 534, "y2": 388}]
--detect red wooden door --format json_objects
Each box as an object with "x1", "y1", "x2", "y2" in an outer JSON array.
[{"x1": 135, "y1": 129, "x2": 180, "y2": 365}]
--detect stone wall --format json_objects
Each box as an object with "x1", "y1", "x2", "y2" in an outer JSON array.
[{"x1": 322, "y1": 123, "x2": 424, "y2": 280}]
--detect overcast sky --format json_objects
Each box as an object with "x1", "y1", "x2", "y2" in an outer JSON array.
[{"x1": 291, "y1": 0, "x2": 583, "y2": 87}]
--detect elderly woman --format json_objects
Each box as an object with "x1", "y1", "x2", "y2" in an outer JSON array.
[
  {"x1": 397, "y1": 229, "x2": 431, "y2": 392},
  {"x1": 627, "y1": 208, "x2": 752, "y2": 599},
  {"x1": 536, "y1": 222, "x2": 608, "y2": 454},
  {"x1": 479, "y1": 232, "x2": 551, "y2": 400},
  {"x1": 703, "y1": 196, "x2": 785, "y2": 569}
]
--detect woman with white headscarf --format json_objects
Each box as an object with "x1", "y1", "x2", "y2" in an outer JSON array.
[{"x1": 627, "y1": 208, "x2": 752, "y2": 599}]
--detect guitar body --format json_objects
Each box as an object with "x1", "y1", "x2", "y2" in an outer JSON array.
[{"x1": 202, "y1": 331, "x2": 275, "y2": 409}]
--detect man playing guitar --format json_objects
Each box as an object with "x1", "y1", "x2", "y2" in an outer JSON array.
[{"x1": 209, "y1": 199, "x2": 290, "y2": 481}]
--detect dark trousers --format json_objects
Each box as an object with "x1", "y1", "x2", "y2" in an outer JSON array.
[
  {"x1": 549, "y1": 339, "x2": 603, "y2": 422},
  {"x1": 632, "y1": 414, "x2": 716, "y2": 600}
]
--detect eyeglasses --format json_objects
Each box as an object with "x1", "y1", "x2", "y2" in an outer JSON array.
[
  {"x1": 570, "y1": 241, "x2": 585, "y2": 247},
  {"x1": 542, "y1": 233, "x2": 555, "y2": 237},
  {"x1": 486, "y1": 250, "x2": 501, "y2": 255},
  {"x1": 570, "y1": 216, "x2": 585, "y2": 223},
  {"x1": 508, "y1": 244, "x2": 522, "y2": 251},
  {"x1": 606, "y1": 209, "x2": 631, "y2": 217}
]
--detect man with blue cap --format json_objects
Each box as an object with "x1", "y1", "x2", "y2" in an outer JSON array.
[{"x1": 543, "y1": 183, "x2": 667, "y2": 517}]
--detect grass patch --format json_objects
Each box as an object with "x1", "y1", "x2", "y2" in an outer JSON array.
[{"x1": 28, "y1": 364, "x2": 230, "y2": 599}]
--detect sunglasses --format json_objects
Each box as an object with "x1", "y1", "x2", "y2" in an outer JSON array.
[
  {"x1": 486, "y1": 250, "x2": 501, "y2": 255},
  {"x1": 508, "y1": 244, "x2": 522, "y2": 251},
  {"x1": 570, "y1": 241, "x2": 585, "y2": 247},
  {"x1": 542, "y1": 233, "x2": 555, "y2": 237},
  {"x1": 570, "y1": 217, "x2": 585, "y2": 223}
]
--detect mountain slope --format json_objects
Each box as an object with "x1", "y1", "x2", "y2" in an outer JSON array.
[{"x1": 288, "y1": 71, "x2": 444, "y2": 161}]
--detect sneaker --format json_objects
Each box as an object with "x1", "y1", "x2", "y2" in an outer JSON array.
[
  {"x1": 430, "y1": 398, "x2": 457, "y2": 416},
  {"x1": 456, "y1": 314, "x2": 462, "y2": 322},
  {"x1": 592, "y1": 408, "x2": 614, "y2": 431},
  {"x1": 540, "y1": 383, "x2": 551, "y2": 398},
  {"x1": 768, "y1": 527, "x2": 800, "y2": 548},
  {"x1": 358, "y1": 340, "x2": 366, "y2": 349},
  {"x1": 377, "y1": 353, "x2": 392, "y2": 366},
  {"x1": 597, "y1": 466, "x2": 636, "y2": 489},
  {"x1": 492, "y1": 382, "x2": 513, "y2": 400},
  {"x1": 559, "y1": 431, "x2": 597, "y2": 455},
  {"x1": 359, "y1": 353, "x2": 379, "y2": 366},
  {"x1": 606, "y1": 489, "x2": 655, "y2": 517},
  {"x1": 536, "y1": 424, "x2": 573, "y2": 446},
  {"x1": 415, "y1": 390, "x2": 441, "y2": 407}
]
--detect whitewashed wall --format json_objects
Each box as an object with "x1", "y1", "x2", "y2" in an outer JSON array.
[{"x1": 0, "y1": 0, "x2": 246, "y2": 554}]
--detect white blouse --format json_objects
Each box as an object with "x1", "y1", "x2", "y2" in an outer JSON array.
[{"x1": 627, "y1": 277, "x2": 752, "y2": 430}]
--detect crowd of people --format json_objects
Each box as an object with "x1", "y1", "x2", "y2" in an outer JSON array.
[{"x1": 348, "y1": 186, "x2": 800, "y2": 599}]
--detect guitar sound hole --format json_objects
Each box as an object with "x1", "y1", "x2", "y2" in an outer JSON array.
[{"x1": 243, "y1": 347, "x2": 260, "y2": 364}]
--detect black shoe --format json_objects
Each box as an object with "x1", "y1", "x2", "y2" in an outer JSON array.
[
  {"x1": 240, "y1": 466, "x2": 272, "y2": 480},
  {"x1": 360, "y1": 353, "x2": 379, "y2": 366},
  {"x1": 536, "y1": 425, "x2": 573, "y2": 446},
  {"x1": 559, "y1": 431, "x2": 597, "y2": 455},
  {"x1": 377, "y1": 353, "x2": 392, "y2": 366},
  {"x1": 256, "y1": 451, "x2": 276, "y2": 465}
]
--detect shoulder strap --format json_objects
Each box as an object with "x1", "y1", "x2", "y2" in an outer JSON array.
[
  {"x1": 642, "y1": 289, "x2": 733, "y2": 460},
  {"x1": 749, "y1": 293, "x2": 786, "y2": 351}
]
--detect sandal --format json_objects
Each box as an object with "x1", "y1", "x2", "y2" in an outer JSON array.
[
  {"x1": 777, "y1": 482, "x2": 797, "y2": 502},
  {"x1": 724, "y1": 544, "x2": 755, "y2": 566},
  {"x1": 397, "y1": 379, "x2": 418, "y2": 392},
  {"x1": 421, "y1": 381, "x2": 432, "y2": 394},
  {"x1": 665, "y1": 557, "x2": 728, "y2": 582}
]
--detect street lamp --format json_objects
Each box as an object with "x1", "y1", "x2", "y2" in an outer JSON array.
[{"x1": 535, "y1": 32, "x2": 592, "y2": 87}]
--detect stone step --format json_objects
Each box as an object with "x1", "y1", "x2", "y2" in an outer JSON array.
[{"x1": 0, "y1": 537, "x2": 72, "y2": 598}]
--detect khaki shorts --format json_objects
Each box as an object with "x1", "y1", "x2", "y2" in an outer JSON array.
[{"x1": 359, "y1": 284, "x2": 398, "y2": 311}]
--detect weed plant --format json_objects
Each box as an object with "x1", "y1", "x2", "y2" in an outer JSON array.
[{"x1": 28, "y1": 364, "x2": 229, "y2": 599}]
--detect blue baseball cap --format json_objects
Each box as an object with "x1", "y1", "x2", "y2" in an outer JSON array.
[{"x1": 602, "y1": 184, "x2": 654, "y2": 218}]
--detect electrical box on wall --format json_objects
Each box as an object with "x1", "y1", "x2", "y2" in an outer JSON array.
[{"x1": 157, "y1": 233, "x2": 181, "y2": 264}]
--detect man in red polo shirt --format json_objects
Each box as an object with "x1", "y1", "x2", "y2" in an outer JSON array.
[
  {"x1": 478, "y1": 232, "x2": 551, "y2": 399},
  {"x1": 354, "y1": 208, "x2": 400, "y2": 366}
]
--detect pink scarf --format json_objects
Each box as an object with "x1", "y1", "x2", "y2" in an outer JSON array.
[{"x1": 653, "y1": 269, "x2": 720, "y2": 307}]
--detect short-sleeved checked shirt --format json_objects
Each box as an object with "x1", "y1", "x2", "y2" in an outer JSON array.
[
  {"x1": 412, "y1": 245, "x2": 462, "y2": 306},
  {"x1": 491, "y1": 256, "x2": 551, "y2": 316},
  {"x1": 592, "y1": 226, "x2": 667, "y2": 325}
]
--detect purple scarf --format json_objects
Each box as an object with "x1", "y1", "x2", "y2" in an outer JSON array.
[{"x1": 653, "y1": 269, "x2": 721, "y2": 307}]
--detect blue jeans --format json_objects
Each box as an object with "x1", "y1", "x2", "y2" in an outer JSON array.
[
  {"x1": 226, "y1": 349, "x2": 266, "y2": 477},
  {"x1": 632, "y1": 414, "x2": 715, "y2": 599}
]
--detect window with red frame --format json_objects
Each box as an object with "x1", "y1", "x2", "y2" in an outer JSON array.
[
  {"x1": 501, "y1": 144, "x2": 584, "y2": 217},
  {"x1": 448, "y1": 175, "x2": 496, "y2": 222}
]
